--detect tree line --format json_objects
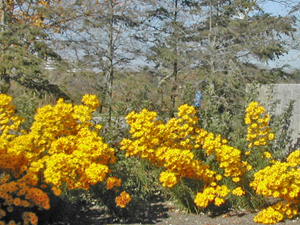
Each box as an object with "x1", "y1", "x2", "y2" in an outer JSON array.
[{"x1": 0, "y1": 0, "x2": 298, "y2": 121}]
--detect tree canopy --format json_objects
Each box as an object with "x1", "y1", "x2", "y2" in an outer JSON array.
[
  {"x1": 0, "y1": 0, "x2": 298, "y2": 115},
  {"x1": 0, "y1": 0, "x2": 68, "y2": 99}
]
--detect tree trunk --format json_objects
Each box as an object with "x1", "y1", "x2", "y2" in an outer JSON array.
[
  {"x1": 170, "y1": 0, "x2": 179, "y2": 116},
  {"x1": 106, "y1": 0, "x2": 114, "y2": 124}
]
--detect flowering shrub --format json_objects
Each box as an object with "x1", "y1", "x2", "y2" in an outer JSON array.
[
  {"x1": 0, "y1": 94, "x2": 129, "y2": 224},
  {"x1": 120, "y1": 104, "x2": 248, "y2": 209},
  {"x1": 0, "y1": 94, "x2": 44, "y2": 224},
  {"x1": 120, "y1": 101, "x2": 300, "y2": 224},
  {"x1": 2, "y1": 92, "x2": 300, "y2": 224},
  {"x1": 250, "y1": 150, "x2": 300, "y2": 223},
  {"x1": 245, "y1": 102, "x2": 274, "y2": 150},
  {"x1": 121, "y1": 105, "x2": 215, "y2": 183}
]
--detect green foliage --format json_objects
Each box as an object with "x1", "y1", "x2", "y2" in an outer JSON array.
[
  {"x1": 13, "y1": 94, "x2": 38, "y2": 130},
  {"x1": 270, "y1": 100, "x2": 295, "y2": 159},
  {"x1": 72, "y1": 151, "x2": 165, "y2": 221},
  {"x1": 168, "y1": 177, "x2": 205, "y2": 214},
  {"x1": 0, "y1": 2, "x2": 69, "y2": 100}
]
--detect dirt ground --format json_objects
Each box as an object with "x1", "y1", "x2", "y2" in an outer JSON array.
[{"x1": 54, "y1": 200, "x2": 300, "y2": 225}]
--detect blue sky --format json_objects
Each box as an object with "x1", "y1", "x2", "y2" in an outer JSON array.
[
  {"x1": 260, "y1": 0, "x2": 300, "y2": 16},
  {"x1": 261, "y1": 1, "x2": 290, "y2": 15},
  {"x1": 259, "y1": 1, "x2": 300, "y2": 70}
]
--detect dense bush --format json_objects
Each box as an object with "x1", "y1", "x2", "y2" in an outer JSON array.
[
  {"x1": 120, "y1": 101, "x2": 300, "y2": 224},
  {"x1": 0, "y1": 94, "x2": 129, "y2": 224},
  {"x1": 1, "y1": 93, "x2": 300, "y2": 224}
]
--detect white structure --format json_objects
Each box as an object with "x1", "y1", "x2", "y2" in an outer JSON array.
[{"x1": 258, "y1": 84, "x2": 300, "y2": 146}]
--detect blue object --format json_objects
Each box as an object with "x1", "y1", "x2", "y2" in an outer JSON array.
[{"x1": 193, "y1": 91, "x2": 202, "y2": 107}]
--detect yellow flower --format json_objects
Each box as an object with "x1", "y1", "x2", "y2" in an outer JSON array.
[
  {"x1": 245, "y1": 150, "x2": 251, "y2": 155},
  {"x1": 7, "y1": 206, "x2": 13, "y2": 212},
  {"x1": 7, "y1": 220, "x2": 16, "y2": 225},
  {"x1": 0, "y1": 174, "x2": 11, "y2": 184},
  {"x1": 115, "y1": 191, "x2": 131, "y2": 208},
  {"x1": 246, "y1": 164, "x2": 253, "y2": 171},
  {"x1": 106, "y1": 177, "x2": 122, "y2": 190},
  {"x1": 81, "y1": 94, "x2": 100, "y2": 109},
  {"x1": 51, "y1": 187, "x2": 62, "y2": 196},
  {"x1": 268, "y1": 133, "x2": 275, "y2": 141},
  {"x1": 264, "y1": 151, "x2": 272, "y2": 159},
  {"x1": 0, "y1": 209, "x2": 6, "y2": 218},
  {"x1": 247, "y1": 143, "x2": 253, "y2": 148},
  {"x1": 194, "y1": 192, "x2": 209, "y2": 208},
  {"x1": 214, "y1": 197, "x2": 225, "y2": 206},
  {"x1": 210, "y1": 182, "x2": 217, "y2": 187},
  {"x1": 232, "y1": 177, "x2": 241, "y2": 183},
  {"x1": 95, "y1": 124, "x2": 102, "y2": 130},
  {"x1": 244, "y1": 117, "x2": 252, "y2": 125},
  {"x1": 13, "y1": 197, "x2": 22, "y2": 206},
  {"x1": 232, "y1": 187, "x2": 246, "y2": 196},
  {"x1": 159, "y1": 171, "x2": 178, "y2": 188},
  {"x1": 215, "y1": 174, "x2": 222, "y2": 181}
]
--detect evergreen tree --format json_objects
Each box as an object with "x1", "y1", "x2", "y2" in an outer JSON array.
[
  {"x1": 194, "y1": 0, "x2": 296, "y2": 112},
  {"x1": 139, "y1": 0, "x2": 202, "y2": 115},
  {"x1": 52, "y1": 0, "x2": 148, "y2": 121},
  {"x1": 143, "y1": 0, "x2": 296, "y2": 114},
  {"x1": 0, "y1": 0, "x2": 68, "y2": 99}
]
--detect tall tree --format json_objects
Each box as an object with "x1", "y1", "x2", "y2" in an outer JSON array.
[
  {"x1": 144, "y1": 0, "x2": 296, "y2": 113},
  {"x1": 53, "y1": 0, "x2": 147, "y2": 121},
  {"x1": 0, "y1": 0, "x2": 68, "y2": 98},
  {"x1": 139, "y1": 0, "x2": 202, "y2": 115},
  {"x1": 194, "y1": 0, "x2": 296, "y2": 111}
]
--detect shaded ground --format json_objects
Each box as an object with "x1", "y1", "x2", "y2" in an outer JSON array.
[{"x1": 51, "y1": 200, "x2": 300, "y2": 225}]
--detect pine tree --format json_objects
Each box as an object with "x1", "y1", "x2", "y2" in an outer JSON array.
[
  {"x1": 53, "y1": 0, "x2": 147, "y2": 120},
  {"x1": 139, "y1": 0, "x2": 202, "y2": 115},
  {"x1": 194, "y1": 0, "x2": 296, "y2": 111},
  {"x1": 143, "y1": 0, "x2": 296, "y2": 114},
  {"x1": 0, "y1": 0, "x2": 69, "y2": 99}
]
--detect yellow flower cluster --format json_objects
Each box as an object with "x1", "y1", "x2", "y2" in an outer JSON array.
[
  {"x1": 253, "y1": 206, "x2": 284, "y2": 224},
  {"x1": 0, "y1": 94, "x2": 27, "y2": 177},
  {"x1": 253, "y1": 201, "x2": 298, "y2": 224},
  {"x1": 245, "y1": 102, "x2": 274, "y2": 148},
  {"x1": 0, "y1": 94, "x2": 49, "y2": 224},
  {"x1": 0, "y1": 94, "x2": 24, "y2": 140},
  {"x1": 250, "y1": 161, "x2": 300, "y2": 200},
  {"x1": 3, "y1": 92, "x2": 300, "y2": 224},
  {"x1": 0, "y1": 220, "x2": 21, "y2": 225},
  {"x1": 159, "y1": 171, "x2": 178, "y2": 188},
  {"x1": 120, "y1": 101, "x2": 287, "y2": 215},
  {"x1": 121, "y1": 104, "x2": 242, "y2": 208},
  {"x1": 194, "y1": 184, "x2": 231, "y2": 207},
  {"x1": 250, "y1": 150, "x2": 300, "y2": 223},
  {"x1": 0, "y1": 94, "x2": 126, "y2": 223},
  {"x1": 81, "y1": 94, "x2": 101, "y2": 110},
  {"x1": 106, "y1": 177, "x2": 122, "y2": 190},
  {"x1": 115, "y1": 191, "x2": 131, "y2": 208},
  {"x1": 0, "y1": 173, "x2": 49, "y2": 224},
  {"x1": 194, "y1": 130, "x2": 246, "y2": 181},
  {"x1": 232, "y1": 187, "x2": 246, "y2": 196},
  {"x1": 286, "y1": 149, "x2": 300, "y2": 166},
  {"x1": 23, "y1": 211, "x2": 39, "y2": 225},
  {"x1": 6, "y1": 95, "x2": 116, "y2": 191},
  {"x1": 121, "y1": 104, "x2": 216, "y2": 188}
]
